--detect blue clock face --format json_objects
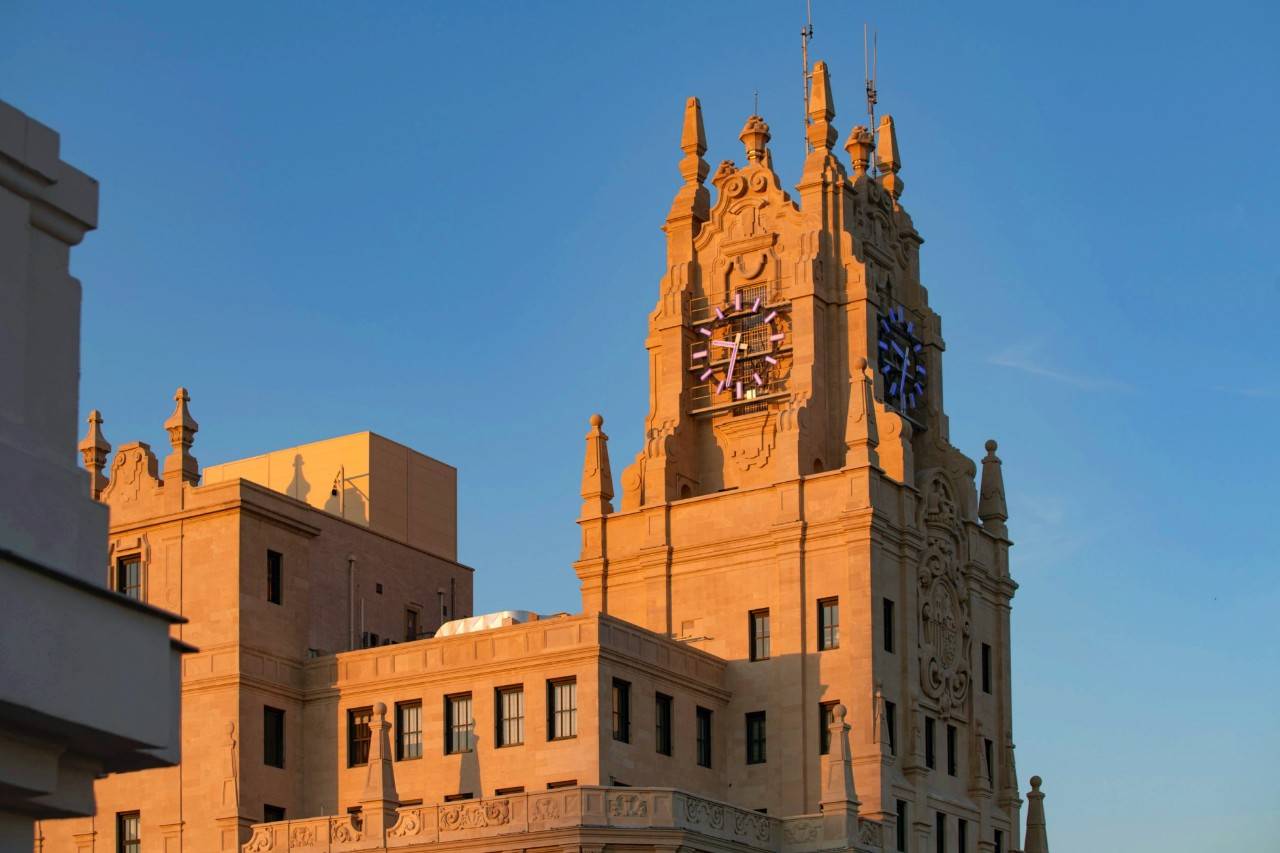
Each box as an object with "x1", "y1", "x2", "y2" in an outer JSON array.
[{"x1": 878, "y1": 305, "x2": 927, "y2": 416}]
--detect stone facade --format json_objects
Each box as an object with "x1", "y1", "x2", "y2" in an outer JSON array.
[{"x1": 37, "y1": 62, "x2": 1053, "y2": 853}]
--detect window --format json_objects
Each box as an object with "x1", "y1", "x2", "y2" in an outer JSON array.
[
  {"x1": 983, "y1": 737, "x2": 995, "y2": 784},
  {"x1": 375, "y1": 582, "x2": 383, "y2": 594},
  {"x1": 116, "y1": 556, "x2": 142, "y2": 600},
  {"x1": 405, "y1": 608, "x2": 420, "y2": 641},
  {"x1": 946, "y1": 724, "x2": 957, "y2": 776},
  {"x1": 958, "y1": 818, "x2": 968, "y2": 853},
  {"x1": 445, "y1": 693, "x2": 475, "y2": 754},
  {"x1": 981, "y1": 643, "x2": 992, "y2": 693},
  {"x1": 264, "y1": 805, "x2": 286, "y2": 823},
  {"x1": 935, "y1": 812, "x2": 946, "y2": 853},
  {"x1": 547, "y1": 779, "x2": 577, "y2": 789},
  {"x1": 696, "y1": 707, "x2": 712, "y2": 768},
  {"x1": 612, "y1": 679, "x2": 631, "y2": 743},
  {"x1": 263, "y1": 706, "x2": 285, "y2": 768},
  {"x1": 443, "y1": 792, "x2": 474, "y2": 802},
  {"x1": 885, "y1": 700, "x2": 897, "y2": 755},
  {"x1": 548, "y1": 678, "x2": 577, "y2": 739},
  {"x1": 496, "y1": 686, "x2": 525, "y2": 747},
  {"x1": 924, "y1": 716, "x2": 936, "y2": 769},
  {"x1": 745, "y1": 711, "x2": 767, "y2": 764},
  {"x1": 883, "y1": 598, "x2": 896, "y2": 652},
  {"x1": 749, "y1": 609, "x2": 771, "y2": 661},
  {"x1": 994, "y1": 829, "x2": 1004, "y2": 853},
  {"x1": 266, "y1": 550, "x2": 283, "y2": 605},
  {"x1": 818, "y1": 598, "x2": 839, "y2": 650},
  {"x1": 655, "y1": 693, "x2": 673, "y2": 756},
  {"x1": 117, "y1": 812, "x2": 140, "y2": 853},
  {"x1": 896, "y1": 799, "x2": 908, "y2": 852},
  {"x1": 495, "y1": 786, "x2": 525, "y2": 796},
  {"x1": 348, "y1": 706, "x2": 372, "y2": 766},
  {"x1": 396, "y1": 701, "x2": 422, "y2": 760},
  {"x1": 819, "y1": 701, "x2": 838, "y2": 755}
]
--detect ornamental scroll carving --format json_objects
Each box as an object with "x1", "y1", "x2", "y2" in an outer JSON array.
[
  {"x1": 917, "y1": 475, "x2": 972, "y2": 718},
  {"x1": 438, "y1": 800, "x2": 510, "y2": 831},
  {"x1": 783, "y1": 817, "x2": 820, "y2": 843},
  {"x1": 244, "y1": 828, "x2": 273, "y2": 852},
  {"x1": 733, "y1": 810, "x2": 773, "y2": 844},
  {"x1": 858, "y1": 819, "x2": 884, "y2": 848},
  {"x1": 607, "y1": 793, "x2": 649, "y2": 818},
  {"x1": 387, "y1": 809, "x2": 423, "y2": 839},
  {"x1": 684, "y1": 796, "x2": 725, "y2": 831},
  {"x1": 330, "y1": 817, "x2": 361, "y2": 843},
  {"x1": 289, "y1": 824, "x2": 317, "y2": 847}
]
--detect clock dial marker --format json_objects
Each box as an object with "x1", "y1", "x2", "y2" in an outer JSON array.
[
  {"x1": 734, "y1": 292, "x2": 742, "y2": 311},
  {"x1": 735, "y1": 380, "x2": 743, "y2": 399},
  {"x1": 698, "y1": 327, "x2": 712, "y2": 337},
  {"x1": 770, "y1": 333, "x2": 784, "y2": 342},
  {"x1": 700, "y1": 368, "x2": 713, "y2": 380},
  {"x1": 692, "y1": 350, "x2": 707, "y2": 359},
  {"x1": 765, "y1": 356, "x2": 778, "y2": 365},
  {"x1": 715, "y1": 307, "x2": 725, "y2": 320},
  {"x1": 764, "y1": 310, "x2": 777, "y2": 323},
  {"x1": 751, "y1": 297, "x2": 761, "y2": 312},
  {"x1": 753, "y1": 373, "x2": 763, "y2": 386}
]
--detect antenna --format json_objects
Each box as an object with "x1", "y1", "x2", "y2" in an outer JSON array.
[
  {"x1": 864, "y1": 23, "x2": 879, "y2": 174},
  {"x1": 801, "y1": 0, "x2": 815, "y2": 151},
  {"x1": 754, "y1": 89, "x2": 760, "y2": 115}
]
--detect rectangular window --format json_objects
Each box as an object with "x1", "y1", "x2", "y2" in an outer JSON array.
[
  {"x1": 883, "y1": 598, "x2": 896, "y2": 652},
  {"x1": 266, "y1": 550, "x2": 283, "y2": 605},
  {"x1": 958, "y1": 818, "x2": 968, "y2": 853},
  {"x1": 655, "y1": 693, "x2": 673, "y2": 756},
  {"x1": 745, "y1": 711, "x2": 767, "y2": 764},
  {"x1": 348, "y1": 707, "x2": 372, "y2": 766},
  {"x1": 405, "y1": 608, "x2": 420, "y2": 641},
  {"x1": 982, "y1": 643, "x2": 992, "y2": 693},
  {"x1": 495, "y1": 786, "x2": 525, "y2": 796},
  {"x1": 547, "y1": 779, "x2": 577, "y2": 789},
  {"x1": 984, "y1": 738, "x2": 994, "y2": 784},
  {"x1": 445, "y1": 693, "x2": 475, "y2": 754},
  {"x1": 924, "y1": 716, "x2": 936, "y2": 769},
  {"x1": 819, "y1": 701, "x2": 837, "y2": 755},
  {"x1": 896, "y1": 799, "x2": 908, "y2": 852},
  {"x1": 396, "y1": 701, "x2": 422, "y2": 760},
  {"x1": 116, "y1": 556, "x2": 142, "y2": 600},
  {"x1": 548, "y1": 678, "x2": 577, "y2": 739},
  {"x1": 749, "y1": 609, "x2": 771, "y2": 661},
  {"x1": 443, "y1": 792, "x2": 473, "y2": 802},
  {"x1": 818, "y1": 597, "x2": 839, "y2": 650},
  {"x1": 612, "y1": 679, "x2": 631, "y2": 743},
  {"x1": 935, "y1": 812, "x2": 946, "y2": 853},
  {"x1": 263, "y1": 706, "x2": 285, "y2": 768},
  {"x1": 117, "y1": 812, "x2": 140, "y2": 853},
  {"x1": 696, "y1": 707, "x2": 712, "y2": 768},
  {"x1": 496, "y1": 686, "x2": 525, "y2": 747},
  {"x1": 946, "y1": 724, "x2": 957, "y2": 776},
  {"x1": 264, "y1": 805, "x2": 286, "y2": 823},
  {"x1": 885, "y1": 700, "x2": 897, "y2": 755},
  {"x1": 994, "y1": 829, "x2": 1004, "y2": 853}
]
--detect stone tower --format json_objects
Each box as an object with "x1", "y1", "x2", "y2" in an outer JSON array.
[{"x1": 577, "y1": 62, "x2": 1022, "y2": 850}]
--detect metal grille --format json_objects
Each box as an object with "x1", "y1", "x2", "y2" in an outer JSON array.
[{"x1": 687, "y1": 280, "x2": 783, "y2": 324}]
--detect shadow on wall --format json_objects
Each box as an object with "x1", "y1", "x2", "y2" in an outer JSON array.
[
  {"x1": 458, "y1": 734, "x2": 482, "y2": 801},
  {"x1": 324, "y1": 482, "x2": 368, "y2": 525},
  {"x1": 288, "y1": 453, "x2": 311, "y2": 503}
]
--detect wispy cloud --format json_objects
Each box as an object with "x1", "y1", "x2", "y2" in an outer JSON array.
[{"x1": 988, "y1": 342, "x2": 1130, "y2": 392}]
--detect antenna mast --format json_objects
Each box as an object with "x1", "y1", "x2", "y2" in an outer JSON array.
[
  {"x1": 801, "y1": 0, "x2": 815, "y2": 152},
  {"x1": 864, "y1": 23, "x2": 879, "y2": 174}
]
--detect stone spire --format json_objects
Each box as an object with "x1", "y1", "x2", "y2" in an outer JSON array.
[
  {"x1": 580, "y1": 414, "x2": 614, "y2": 518},
  {"x1": 844, "y1": 125, "x2": 873, "y2": 176},
  {"x1": 667, "y1": 97, "x2": 710, "y2": 226},
  {"x1": 873, "y1": 683, "x2": 893, "y2": 761},
  {"x1": 820, "y1": 704, "x2": 860, "y2": 843},
  {"x1": 978, "y1": 439, "x2": 1008, "y2": 538},
  {"x1": 844, "y1": 357, "x2": 880, "y2": 469},
  {"x1": 739, "y1": 114, "x2": 772, "y2": 165},
  {"x1": 361, "y1": 702, "x2": 401, "y2": 843},
  {"x1": 806, "y1": 61, "x2": 837, "y2": 152},
  {"x1": 1023, "y1": 775, "x2": 1050, "y2": 853},
  {"x1": 79, "y1": 409, "x2": 111, "y2": 499},
  {"x1": 162, "y1": 387, "x2": 199, "y2": 485},
  {"x1": 876, "y1": 114, "x2": 904, "y2": 201}
]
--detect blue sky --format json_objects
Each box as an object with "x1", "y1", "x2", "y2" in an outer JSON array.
[{"x1": 5, "y1": 2, "x2": 1277, "y2": 848}]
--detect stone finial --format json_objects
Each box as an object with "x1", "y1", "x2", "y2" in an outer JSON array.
[
  {"x1": 580, "y1": 414, "x2": 615, "y2": 518},
  {"x1": 820, "y1": 704, "x2": 860, "y2": 843},
  {"x1": 361, "y1": 702, "x2": 401, "y2": 842},
  {"x1": 844, "y1": 125, "x2": 873, "y2": 176},
  {"x1": 978, "y1": 439, "x2": 1008, "y2": 538},
  {"x1": 806, "y1": 61, "x2": 837, "y2": 151},
  {"x1": 79, "y1": 409, "x2": 111, "y2": 499},
  {"x1": 668, "y1": 98, "x2": 711, "y2": 226},
  {"x1": 1023, "y1": 775, "x2": 1050, "y2": 853},
  {"x1": 740, "y1": 115, "x2": 772, "y2": 164},
  {"x1": 162, "y1": 387, "x2": 199, "y2": 484},
  {"x1": 876, "y1": 114, "x2": 904, "y2": 200},
  {"x1": 845, "y1": 357, "x2": 880, "y2": 469},
  {"x1": 873, "y1": 683, "x2": 893, "y2": 759}
]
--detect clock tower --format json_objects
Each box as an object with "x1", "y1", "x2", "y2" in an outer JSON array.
[{"x1": 577, "y1": 61, "x2": 1023, "y2": 853}]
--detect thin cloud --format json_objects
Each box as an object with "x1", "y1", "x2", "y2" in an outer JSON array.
[{"x1": 988, "y1": 342, "x2": 1131, "y2": 392}]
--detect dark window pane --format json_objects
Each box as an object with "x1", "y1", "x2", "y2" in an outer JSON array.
[
  {"x1": 925, "y1": 716, "x2": 936, "y2": 769},
  {"x1": 117, "y1": 812, "x2": 140, "y2": 853},
  {"x1": 818, "y1": 598, "x2": 839, "y2": 650},
  {"x1": 935, "y1": 812, "x2": 946, "y2": 853},
  {"x1": 946, "y1": 724, "x2": 957, "y2": 776},
  {"x1": 982, "y1": 643, "x2": 992, "y2": 693},
  {"x1": 116, "y1": 557, "x2": 143, "y2": 601},
  {"x1": 548, "y1": 679, "x2": 577, "y2": 739},
  {"x1": 405, "y1": 608, "x2": 420, "y2": 641},
  {"x1": 655, "y1": 693, "x2": 673, "y2": 756},
  {"x1": 264, "y1": 805, "x2": 286, "y2": 823},
  {"x1": 958, "y1": 818, "x2": 968, "y2": 853},
  {"x1": 348, "y1": 707, "x2": 372, "y2": 766},
  {"x1": 984, "y1": 737, "x2": 994, "y2": 784},
  {"x1": 696, "y1": 707, "x2": 712, "y2": 768},
  {"x1": 819, "y1": 702, "x2": 837, "y2": 755},
  {"x1": 749, "y1": 609, "x2": 771, "y2": 661},
  {"x1": 612, "y1": 680, "x2": 631, "y2": 743},
  {"x1": 396, "y1": 701, "x2": 422, "y2": 760},
  {"x1": 746, "y1": 711, "x2": 767, "y2": 764},
  {"x1": 266, "y1": 550, "x2": 283, "y2": 605},
  {"x1": 445, "y1": 694, "x2": 475, "y2": 754},
  {"x1": 497, "y1": 687, "x2": 525, "y2": 746},
  {"x1": 263, "y1": 706, "x2": 285, "y2": 768},
  {"x1": 883, "y1": 598, "x2": 896, "y2": 653},
  {"x1": 896, "y1": 799, "x2": 908, "y2": 852},
  {"x1": 995, "y1": 829, "x2": 1004, "y2": 853}
]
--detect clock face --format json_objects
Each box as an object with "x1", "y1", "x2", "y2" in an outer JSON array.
[
  {"x1": 878, "y1": 304, "x2": 927, "y2": 417},
  {"x1": 688, "y1": 288, "x2": 790, "y2": 412}
]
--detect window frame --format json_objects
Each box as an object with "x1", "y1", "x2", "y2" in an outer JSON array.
[
  {"x1": 547, "y1": 678, "x2": 578, "y2": 740},
  {"x1": 958, "y1": 818, "x2": 968, "y2": 853},
  {"x1": 745, "y1": 711, "x2": 767, "y2": 765},
  {"x1": 396, "y1": 700, "x2": 423, "y2": 761},
  {"x1": 263, "y1": 705, "x2": 285, "y2": 768},
  {"x1": 749, "y1": 609, "x2": 771, "y2": 661},
  {"x1": 611, "y1": 678, "x2": 631, "y2": 743},
  {"x1": 946, "y1": 723, "x2": 957, "y2": 776},
  {"x1": 496, "y1": 685, "x2": 525, "y2": 747},
  {"x1": 405, "y1": 607, "x2": 421, "y2": 642},
  {"x1": 935, "y1": 811, "x2": 946, "y2": 853},
  {"x1": 883, "y1": 598, "x2": 896, "y2": 653},
  {"x1": 116, "y1": 811, "x2": 140, "y2": 853},
  {"x1": 984, "y1": 737, "x2": 995, "y2": 784},
  {"x1": 266, "y1": 550, "x2": 283, "y2": 605},
  {"x1": 347, "y1": 706, "x2": 373, "y2": 767},
  {"x1": 818, "y1": 597, "x2": 839, "y2": 651},
  {"x1": 819, "y1": 701, "x2": 838, "y2": 755},
  {"x1": 115, "y1": 555, "x2": 143, "y2": 601},
  {"x1": 924, "y1": 716, "x2": 936, "y2": 769},
  {"x1": 981, "y1": 642, "x2": 992, "y2": 693},
  {"x1": 896, "y1": 799, "x2": 908, "y2": 852},
  {"x1": 264, "y1": 804, "x2": 286, "y2": 823},
  {"x1": 885, "y1": 699, "x2": 897, "y2": 755},
  {"x1": 696, "y1": 706, "x2": 712, "y2": 768},
  {"x1": 445, "y1": 692, "x2": 475, "y2": 755},
  {"x1": 654, "y1": 693, "x2": 673, "y2": 756}
]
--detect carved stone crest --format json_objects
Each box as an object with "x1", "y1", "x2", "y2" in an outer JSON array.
[
  {"x1": 607, "y1": 793, "x2": 649, "y2": 818},
  {"x1": 438, "y1": 799, "x2": 510, "y2": 831},
  {"x1": 917, "y1": 475, "x2": 972, "y2": 717}
]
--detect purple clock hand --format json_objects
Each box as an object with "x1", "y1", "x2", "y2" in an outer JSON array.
[{"x1": 725, "y1": 332, "x2": 743, "y2": 397}]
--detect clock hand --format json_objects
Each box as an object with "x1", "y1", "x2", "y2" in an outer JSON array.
[
  {"x1": 725, "y1": 332, "x2": 743, "y2": 396},
  {"x1": 710, "y1": 340, "x2": 738, "y2": 348}
]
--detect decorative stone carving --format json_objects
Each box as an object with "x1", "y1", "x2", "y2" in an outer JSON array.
[
  {"x1": 607, "y1": 793, "x2": 649, "y2": 818},
  {"x1": 783, "y1": 817, "x2": 821, "y2": 843},
  {"x1": 530, "y1": 797, "x2": 561, "y2": 822},
  {"x1": 858, "y1": 818, "x2": 884, "y2": 848},
  {"x1": 438, "y1": 799, "x2": 510, "y2": 831},
  {"x1": 684, "y1": 796, "x2": 725, "y2": 830},
  {"x1": 387, "y1": 809, "x2": 422, "y2": 839},
  {"x1": 713, "y1": 411, "x2": 777, "y2": 473},
  {"x1": 917, "y1": 475, "x2": 972, "y2": 718},
  {"x1": 289, "y1": 824, "x2": 316, "y2": 846},
  {"x1": 244, "y1": 828, "x2": 273, "y2": 851},
  {"x1": 101, "y1": 442, "x2": 160, "y2": 504},
  {"x1": 330, "y1": 817, "x2": 361, "y2": 843},
  {"x1": 733, "y1": 810, "x2": 772, "y2": 843}
]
